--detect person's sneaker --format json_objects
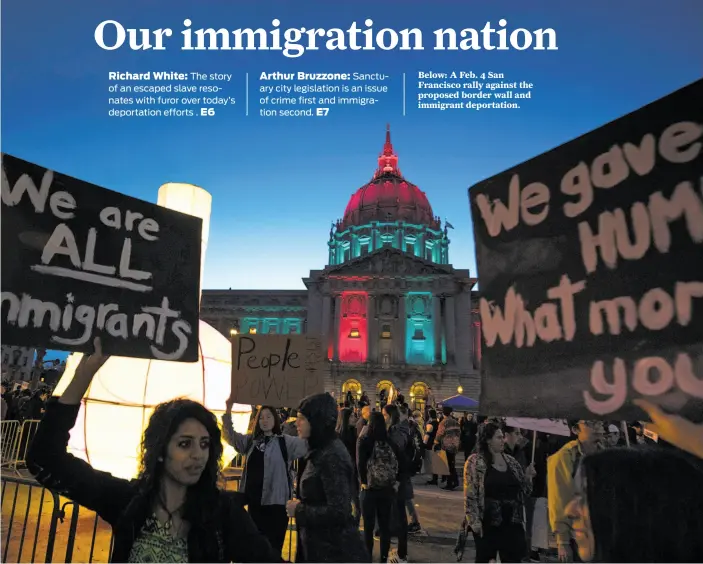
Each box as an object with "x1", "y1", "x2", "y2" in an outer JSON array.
[
  {"x1": 529, "y1": 549, "x2": 541, "y2": 562},
  {"x1": 388, "y1": 548, "x2": 408, "y2": 563},
  {"x1": 407, "y1": 522, "x2": 422, "y2": 534}
]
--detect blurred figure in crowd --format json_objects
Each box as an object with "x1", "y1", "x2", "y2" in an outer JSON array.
[
  {"x1": 566, "y1": 448, "x2": 703, "y2": 562},
  {"x1": 605, "y1": 424, "x2": 621, "y2": 448},
  {"x1": 549, "y1": 420, "x2": 604, "y2": 562},
  {"x1": 336, "y1": 407, "x2": 361, "y2": 526}
]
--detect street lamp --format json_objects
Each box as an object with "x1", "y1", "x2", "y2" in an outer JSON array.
[{"x1": 457, "y1": 385, "x2": 463, "y2": 394}]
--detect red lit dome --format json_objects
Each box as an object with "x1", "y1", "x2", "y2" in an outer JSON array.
[{"x1": 339, "y1": 125, "x2": 440, "y2": 230}]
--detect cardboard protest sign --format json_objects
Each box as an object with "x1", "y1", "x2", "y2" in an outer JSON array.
[
  {"x1": 469, "y1": 79, "x2": 703, "y2": 421},
  {"x1": 1, "y1": 154, "x2": 202, "y2": 361},
  {"x1": 423, "y1": 450, "x2": 450, "y2": 476},
  {"x1": 505, "y1": 418, "x2": 570, "y2": 437},
  {"x1": 231, "y1": 334, "x2": 325, "y2": 407}
]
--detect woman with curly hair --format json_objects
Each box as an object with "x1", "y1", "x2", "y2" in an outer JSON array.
[
  {"x1": 26, "y1": 338, "x2": 280, "y2": 563},
  {"x1": 222, "y1": 400, "x2": 308, "y2": 555},
  {"x1": 463, "y1": 422, "x2": 536, "y2": 563}
]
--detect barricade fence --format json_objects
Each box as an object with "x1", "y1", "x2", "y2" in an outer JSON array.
[
  {"x1": 2, "y1": 470, "x2": 297, "y2": 563},
  {"x1": 1, "y1": 475, "x2": 114, "y2": 563},
  {"x1": 1, "y1": 420, "x2": 41, "y2": 474}
]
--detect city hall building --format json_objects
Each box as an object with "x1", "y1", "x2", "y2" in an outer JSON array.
[{"x1": 200, "y1": 126, "x2": 482, "y2": 411}]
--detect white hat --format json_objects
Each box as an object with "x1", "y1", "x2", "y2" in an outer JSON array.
[{"x1": 608, "y1": 424, "x2": 619, "y2": 434}]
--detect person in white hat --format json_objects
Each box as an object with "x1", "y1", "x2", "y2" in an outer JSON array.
[{"x1": 605, "y1": 424, "x2": 621, "y2": 447}]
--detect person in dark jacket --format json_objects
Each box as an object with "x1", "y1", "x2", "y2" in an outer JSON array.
[
  {"x1": 503, "y1": 426, "x2": 528, "y2": 469},
  {"x1": 424, "y1": 409, "x2": 440, "y2": 485},
  {"x1": 286, "y1": 392, "x2": 369, "y2": 563},
  {"x1": 357, "y1": 411, "x2": 400, "y2": 562},
  {"x1": 336, "y1": 407, "x2": 361, "y2": 526},
  {"x1": 26, "y1": 338, "x2": 279, "y2": 564},
  {"x1": 383, "y1": 403, "x2": 410, "y2": 563}
]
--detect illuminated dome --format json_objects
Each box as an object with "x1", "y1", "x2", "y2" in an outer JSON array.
[
  {"x1": 328, "y1": 125, "x2": 449, "y2": 266},
  {"x1": 340, "y1": 125, "x2": 440, "y2": 230},
  {"x1": 54, "y1": 319, "x2": 251, "y2": 480}
]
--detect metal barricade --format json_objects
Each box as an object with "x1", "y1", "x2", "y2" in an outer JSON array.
[
  {"x1": 2, "y1": 472, "x2": 297, "y2": 563},
  {"x1": 1, "y1": 419, "x2": 41, "y2": 474},
  {"x1": 1, "y1": 475, "x2": 115, "y2": 564},
  {"x1": 1, "y1": 420, "x2": 21, "y2": 467}
]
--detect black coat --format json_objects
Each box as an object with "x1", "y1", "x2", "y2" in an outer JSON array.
[
  {"x1": 26, "y1": 399, "x2": 280, "y2": 563},
  {"x1": 294, "y1": 438, "x2": 369, "y2": 562}
]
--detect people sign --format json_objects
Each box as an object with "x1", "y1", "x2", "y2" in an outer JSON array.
[
  {"x1": 469, "y1": 79, "x2": 703, "y2": 421},
  {"x1": 1, "y1": 154, "x2": 202, "y2": 361},
  {"x1": 231, "y1": 334, "x2": 325, "y2": 407}
]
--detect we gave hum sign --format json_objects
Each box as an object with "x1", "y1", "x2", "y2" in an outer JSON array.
[
  {"x1": 469, "y1": 79, "x2": 703, "y2": 421},
  {"x1": 1, "y1": 155, "x2": 202, "y2": 361}
]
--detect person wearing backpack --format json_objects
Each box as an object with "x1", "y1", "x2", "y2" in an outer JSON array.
[
  {"x1": 434, "y1": 406, "x2": 461, "y2": 491},
  {"x1": 357, "y1": 411, "x2": 400, "y2": 563},
  {"x1": 223, "y1": 402, "x2": 308, "y2": 556}
]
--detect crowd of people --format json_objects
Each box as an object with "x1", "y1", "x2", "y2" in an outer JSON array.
[
  {"x1": 18, "y1": 338, "x2": 703, "y2": 563},
  {"x1": 1, "y1": 381, "x2": 52, "y2": 421}
]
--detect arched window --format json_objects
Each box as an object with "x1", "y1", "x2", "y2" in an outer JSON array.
[
  {"x1": 409, "y1": 381, "x2": 429, "y2": 412},
  {"x1": 376, "y1": 380, "x2": 394, "y2": 408},
  {"x1": 342, "y1": 379, "x2": 362, "y2": 405}
]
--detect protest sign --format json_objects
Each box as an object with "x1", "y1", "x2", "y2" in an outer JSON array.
[
  {"x1": 231, "y1": 334, "x2": 325, "y2": 407},
  {"x1": 505, "y1": 418, "x2": 570, "y2": 437},
  {"x1": 469, "y1": 79, "x2": 703, "y2": 421},
  {"x1": 1, "y1": 154, "x2": 202, "y2": 361}
]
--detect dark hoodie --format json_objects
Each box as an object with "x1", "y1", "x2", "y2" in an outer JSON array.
[
  {"x1": 294, "y1": 393, "x2": 369, "y2": 563},
  {"x1": 389, "y1": 419, "x2": 414, "y2": 501}
]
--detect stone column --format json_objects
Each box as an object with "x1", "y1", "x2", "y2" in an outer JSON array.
[
  {"x1": 433, "y1": 295, "x2": 442, "y2": 363},
  {"x1": 397, "y1": 294, "x2": 406, "y2": 363},
  {"x1": 367, "y1": 294, "x2": 377, "y2": 363},
  {"x1": 322, "y1": 296, "x2": 332, "y2": 358},
  {"x1": 454, "y1": 290, "x2": 472, "y2": 371},
  {"x1": 445, "y1": 296, "x2": 456, "y2": 365},
  {"x1": 333, "y1": 295, "x2": 341, "y2": 361}
]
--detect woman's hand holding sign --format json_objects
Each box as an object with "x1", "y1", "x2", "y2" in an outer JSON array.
[{"x1": 58, "y1": 337, "x2": 109, "y2": 405}]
